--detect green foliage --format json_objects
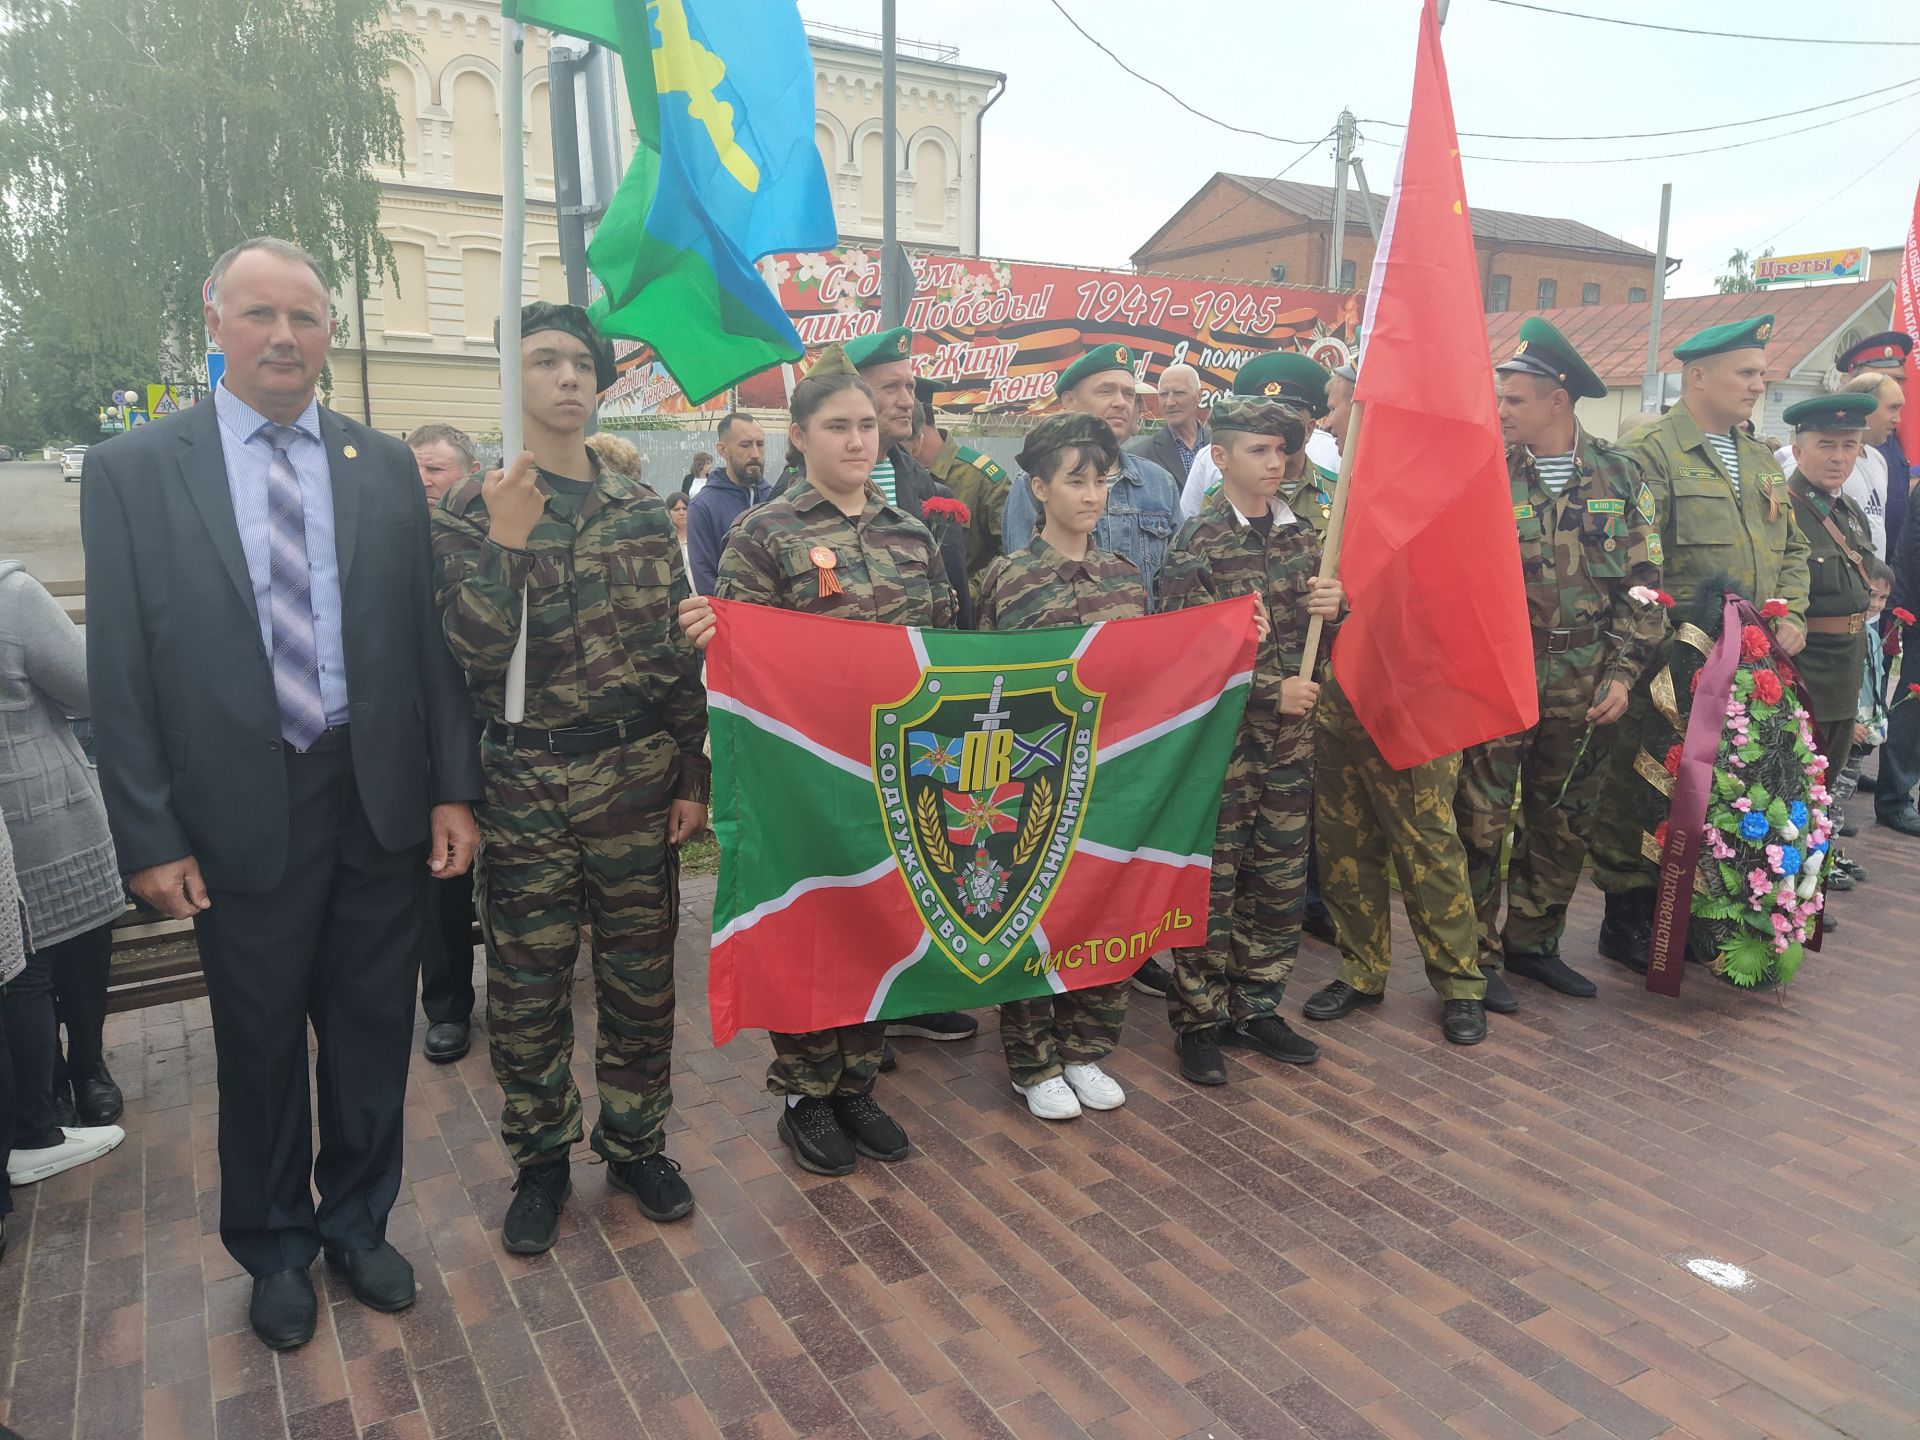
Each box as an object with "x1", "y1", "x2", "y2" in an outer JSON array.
[
  {"x1": 0, "y1": 0, "x2": 408, "y2": 443},
  {"x1": 1720, "y1": 929, "x2": 1774, "y2": 986},
  {"x1": 1692, "y1": 894, "x2": 1745, "y2": 922},
  {"x1": 1764, "y1": 797, "x2": 1790, "y2": 832},
  {"x1": 1715, "y1": 247, "x2": 1775, "y2": 295}
]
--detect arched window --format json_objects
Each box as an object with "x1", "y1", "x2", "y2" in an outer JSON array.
[
  {"x1": 913, "y1": 139, "x2": 947, "y2": 228},
  {"x1": 383, "y1": 243, "x2": 429, "y2": 335},
  {"x1": 387, "y1": 64, "x2": 420, "y2": 171},
  {"x1": 858, "y1": 129, "x2": 888, "y2": 218},
  {"x1": 462, "y1": 249, "x2": 500, "y2": 342},
  {"x1": 450, "y1": 71, "x2": 500, "y2": 192},
  {"x1": 528, "y1": 82, "x2": 554, "y2": 190}
]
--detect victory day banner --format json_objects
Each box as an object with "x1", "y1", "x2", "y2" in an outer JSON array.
[
  {"x1": 704, "y1": 597, "x2": 1258, "y2": 1044},
  {"x1": 602, "y1": 248, "x2": 1361, "y2": 419}
]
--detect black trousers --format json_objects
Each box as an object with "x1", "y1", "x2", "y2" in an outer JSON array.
[
  {"x1": 1878, "y1": 640, "x2": 1920, "y2": 821},
  {"x1": 421, "y1": 874, "x2": 477, "y2": 1025},
  {"x1": 192, "y1": 743, "x2": 426, "y2": 1277}
]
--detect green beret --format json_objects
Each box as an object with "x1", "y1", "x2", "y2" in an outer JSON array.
[
  {"x1": 1232, "y1": 352, "x2": 1330, "y2": 417},
  {"x1": 1495, "y1": 317, "x2": 1606, "y2": 401},
  {"x1": 1673, "y1": 314, "x2": 1773, "y2": 362},
  {"x1": 1058, "y1": 343, "x2": 1142, "y2": 394},
  {"x1": 1782, "y1": 391, "x2": 1876, "y2": 432},
  {"x1": 1209, "y1": 396, "x2": 1307, "y2": 452},
  {"x1": 844, "y1": 326, "x2": 914, "y2": 369},
  {"x1": 504, "y1": 301, "x2": 617, "y2": 393}
]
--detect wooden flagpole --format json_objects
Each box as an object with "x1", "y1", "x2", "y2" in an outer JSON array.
[
  {"x1": 1297, "y1": 397, "x2": 1365, "y2": 679},
  {"x1": 500, "y1": 19, "x2": 530, "y2": 723}
]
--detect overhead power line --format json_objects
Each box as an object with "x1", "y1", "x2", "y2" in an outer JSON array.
[
  {"x1": 1762, "y1": 119, "x2": 1920, "y2": 247},
  {"x1": 1360, "y1": 75, "x2": 1920, "y2": 142},
  {"x1": 1483, "y1": 0, "x2": 1920, "y2": 46},
  {"x1": 1204, "y1": 130, "x2": 1341, "y2": 236}
]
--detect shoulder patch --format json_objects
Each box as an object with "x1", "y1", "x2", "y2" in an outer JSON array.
[
  {"x1": 1647, "y1": 534, "x2": 1664, "y2": 565},
  {"x1": 1585, "y1": 497, "x2": 1626, "y2": 516},
  {"x1": 1636, "y1": 483, "x2": 1655, "y2": 523},
  {"x1": 1513, "y1": 502, "x2": 1536, "y2": 520}
]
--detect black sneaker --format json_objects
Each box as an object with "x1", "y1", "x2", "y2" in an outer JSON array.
[
  {"x1": 778, "y1": 1097, "x2": 857, "y2": 1175},
  {"x1": 1176, "y1": 1028, "x2": 1227, "y2": 1085},
  {"x1": 607, "y1": 1153, "x2": 695, "y2": 1223},
  {"x1": 1130, "y1": 958, "x2": 1173, "y2": 997},
  {"x1": 1837, "y1": 854, "x2": 1867, "y2": 882},
  {"x1": 502, "y1": 1159, "x2": 569, "y2": 1255},
  {"x1": 883, "y1": 1012, "x2": 977, "y2": 1041},
  {"x1": 1301, "y1": 980, "x2": 1385, "y2": 1021},
  {"x1": 1443, "y1": 999, "x2": 1487, "y2": 1046},
  {"x1": 1827, "y1": 869, "x2": 1855, "y2": 892},
  {"x1": 830, "y1": 1093, "x2": 910, "y2": 1161},
  {"x1": 1221, "y1": 1015, "x2": 1319, "y2": 1065},
  {"x1": 1480, "y1": 969, "x2": 1519, "y2": 1014}
]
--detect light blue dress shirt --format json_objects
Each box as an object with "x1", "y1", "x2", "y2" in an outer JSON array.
[
  {"x1": 1002, "y1": 447, "x2": 1181, "y2": 607},
  {"x1": 212, "y1": 383, "x2": 350, "y2": 724}
]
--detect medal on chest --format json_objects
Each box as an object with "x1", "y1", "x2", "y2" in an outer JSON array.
[{"x1": 810, "y1": 545, "x2": 842, "y2": 597}]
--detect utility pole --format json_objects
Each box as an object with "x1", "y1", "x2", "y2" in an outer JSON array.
[
  {"x1": 880, "y1": 0, "x2": 909, "y2": 328},
  {"x1": 548, "y1": 38, "x2": 592, "y2": 308},
  {"x1": 1327, "y1": 109, "x2": 1357, "y2": 290},
  {"x1": 1642, "y1": 182, "x2": 1673, "y2": 413}
]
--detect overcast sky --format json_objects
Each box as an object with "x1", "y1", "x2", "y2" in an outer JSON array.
[{"x1": 795, "y1": 0, "x2": 1920, "y2": 297}]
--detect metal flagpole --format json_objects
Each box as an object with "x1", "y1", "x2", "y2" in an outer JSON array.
[{"x1": 501, "y1": 19, "x2": 530, "y2": 723}]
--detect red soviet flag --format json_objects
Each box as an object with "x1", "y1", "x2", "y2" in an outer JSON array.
[
  {"x1": 1893, "y1": 178, "x2": 1920, "y2": 466},
  {"x1": 1330, "y1": 0, "x2": 1537, "y2": 768}
]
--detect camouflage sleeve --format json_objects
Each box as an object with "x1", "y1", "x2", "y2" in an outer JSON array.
[
  {"x1": 925, "y1": 537, "x2": 958, "y2": 628},
  {"x1": 975, "y1": 554, "x2": 1011, "y2": 630},
  {"x1": 1605, "y1": 457, "x2": 1666, "y2": 690},
  {"x1": 661, "y1": 536, "x2": 711, "y2": 804},
  {"x1": 432, "y1": 499, "x2": 535, "y2": 683},
  {"x1": 713, "y1": 520, "x2": 783, "y2": 607},
  {"x1": 1778, "y1": 499, "x2": 1812, "y2": 629},
  {"x1": 1153, "y1": 522, "x2": 1215, "y2": 614}
]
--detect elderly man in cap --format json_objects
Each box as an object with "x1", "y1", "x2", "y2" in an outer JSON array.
[
  {"x1": 1003, "y1": 343, "x2": 1181, "y2": 598},
  {"x1": 1179, "y1": 353, "x2": 1340, "y2": 531},
  {"x1": 1589, "y1": 315, "x2": 1811, "y2": 970},
  {"x1": 1454, "y1": 319, "x2": 1665, "y2": 1007},
  {"x1": 434, "y1": 301, "x2": 711, "y2": 1250},
  {"x1": 1129, "y1": 361, "x2": 1210, "y2": 484}
]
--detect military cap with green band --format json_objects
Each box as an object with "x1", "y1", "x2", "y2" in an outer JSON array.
[
  {"x1": 499, "y1": 301, "x2": 618, "y2": 393},
  {"x1": 1058, "y1": 342, "x2": 1145, "y2": 394},
  {"x1": 1209, "y1": 396, "x2": 1307, "y2": 452},
  {"x1": 1232, "y1": 352, "x2": 1331, "y2": 416},
  {"x1": 1495, "y1": 316, "x2": 1606, "y2": 401},
  {"x1": 1782, "y1": 391, "x2": 1877, "y2": 432},
  {"x1": 844, "y1": 325, "x2": 914, "y2": 369},
  {"x1": 1672, "y1": 313, "x2": 1773, "y2": 362}
]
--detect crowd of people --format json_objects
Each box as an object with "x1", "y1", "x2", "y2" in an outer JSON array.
[{"x1": 1, "y1": 231, "x2": 1910, "y2": 1358}]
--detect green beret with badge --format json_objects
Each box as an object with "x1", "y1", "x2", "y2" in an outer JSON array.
[
  {"x1": 502, "y1": 301, "x2": 618, "y2": 393},
  {"x1": 844, "y1": 325, "x2": 914, "y2": 369},
  {"x1": 1232, "y1": 352, "x2": 1330, "y2": 416},
  {"x1": 1058, "y1": 342, "x2": 1143, "y2": 394},
  {"x1": 1672, "y1": 314, "x2": 1773, "y2": 362},
  {"x1": 1496, "y1": 316, "x2": 1607, "y2": 401},
  {"x1": 1782, "y1": 391, "x2": 1877, "y2": 432}
]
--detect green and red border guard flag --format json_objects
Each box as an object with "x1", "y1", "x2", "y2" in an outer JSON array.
[
  {"x1": 703, "y1": 599, "x2": 1256, "y2": 1044},
  {"x1": 1893, "y1": 175, "x2": 1920, "y2": 468},
  {"x1": 1331, "y1": 0, "x2": 1536, "y2": 767}
]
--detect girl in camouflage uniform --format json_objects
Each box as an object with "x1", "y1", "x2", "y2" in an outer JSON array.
[
  {"x1": 976, "y1": 414, "x2": 1147, "y2": 1120},
  {"x1": 679, "y1": 368, "x2": 956, "y2": 1177}
]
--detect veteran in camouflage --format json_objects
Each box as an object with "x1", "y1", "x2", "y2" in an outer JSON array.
[
  {"x1": 928, "y1": 431, "x2": 1010, "y2": 586},
  {"x1": 1454, "y1": 319, "x2": 1666, "y2": 1003},
  {"x1": 434, "y1": 304, "x2": 709, "y2": 1238},
  {"x1": 1156, "y1": 397, "x2": 1339, "y2": 1082},
  {"x1": 1589, "y1": 315, "x2": 1811, "y2": 971}
]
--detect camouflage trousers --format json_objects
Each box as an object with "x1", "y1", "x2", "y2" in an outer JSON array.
[
  {"x1": 478, "y1": 731, "x2": 680, "y2": 1167},
  {"x1": 1000, "y1": 983, "x2": 1128, "y2": 1087},
  {"x1": 1314, "y1": 681, "x2": 1485, "y2": 1000},
  {"x1": 1455, "y1": 673, "x2": 1606, "y2": 964},
  {"x1": 1170, "y1": 712, "x2": 1311, "y2": 1032},
  {"x1": 767, "y1": 1024, "x2": 886, "y2": 1099},
  {"x1": 1589, "y1": 662, "x2": 1666, "y2": 895}
]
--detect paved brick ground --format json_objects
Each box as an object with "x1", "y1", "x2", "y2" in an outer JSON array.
[{"x1": 4, "y1": 820, "x2": 1919, "y2": 1440}]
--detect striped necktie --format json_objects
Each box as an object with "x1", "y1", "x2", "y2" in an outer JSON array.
[{"x1": 259, "y1": 423, "x2": 328, "y2": 751}]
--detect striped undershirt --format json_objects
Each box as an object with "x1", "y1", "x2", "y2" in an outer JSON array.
[
  {"x1": 1531, "y1": 452, "x2": 1576, "y2": 496},
  {"x1": 1706, "y1": 432, "x2": 1741, "y2": 498},
  {"x1": 870, "y1": 456, "x2": 897, "y2": 505}
]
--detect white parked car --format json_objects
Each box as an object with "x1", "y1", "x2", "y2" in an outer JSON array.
[{"x1": 61, "y1": 446, "x2": 88, "y2": 482}]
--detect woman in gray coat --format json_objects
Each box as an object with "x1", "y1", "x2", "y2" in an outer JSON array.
[{"x1": 0, "y1": 560, "x2": 129, "y2": 1133}]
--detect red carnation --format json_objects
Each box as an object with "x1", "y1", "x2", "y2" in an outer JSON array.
[
  {"x1": 1910, "y1": 682, "x2": 1920, "y2": 699},
  {"x1": 1752, "y1": 670, "x2": 1784, "y2": 706},
  {"x1": 1761, "y1": 599, "x2": 1789, "y2": 619},
  {"x1": 1655, "y1": 590, "x2": 1675, "y2": 608},
  {"x1": 1740, "y1": 625, "x2": 1772, "y2": 662},
  {"x1": 1895, "y1": 607, "x2": 1917, "y2": 626},
  {"x1": 1654, "y1": 821, "x2": 1670, "y2": 849},
  {"x1": 921, "y1": 497, "x2": 972, "y2": 526},
  {"x1": 1663, "y1": 743, "x2": 1683, "y2": 776}
]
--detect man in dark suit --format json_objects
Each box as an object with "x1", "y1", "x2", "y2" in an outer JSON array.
[
  {"x1": 1126, "y1": 361, "x2": 1208, "y2": 484},
  {"x1": 82, "y1": 237, "x2": 482, "y2": 1352}
]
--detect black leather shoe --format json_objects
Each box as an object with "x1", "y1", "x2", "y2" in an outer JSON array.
[
  {"x1": 778, "y1": 1097, "x2": 856, "y2": 1175},
  {"x1": 324, "y1": 1241, "x2": 416, "y2": 1313},
  {"x1": 1877, "y1": 807, "x2": 1920, "y2": 837},
  {"x1": 607, "y1": 1153, "x2": 695, "y2": 1223},
  {"x1": 502, "y1": 1159, "x2": 570, "y2": 1255},
  {"x1": 883, "y1": 1012, "x2": 976, "y2": 1040},
  {"x1": 1504, "y1": 949, "x2": 1597, "y2": 998},
  {"x1": 1301, "y1": 980, "x2": 1385, "y2": 1021},
  {"x1": 1301, "y1": 910, "x2": 1338, "y2": 945},
  {"x1": 250, "y1": 1268, "x2": 317, "y2": 1350},
  {"x1": 70, "y1": 1063, "x2": 123, "y2": 1127},
  {"x1": 1220, "y1": 1015, "x2": 1319, "y2": 1065},
  {"x1": 1480, "y1": 970, "x2": 1519, "y2": 1014},
  {"x1": 830, "y1": 1093, "x2": 910, "y2": 1161},
  {"x1": 1598, "y1": 893, "x2": 1651, "y2": 973},
  {"x1": 1176, "y1": 1028, "x2": 1227, "y2": 1086},
  {"x1": 422, "y1": 1020, "x2": 470, "y2": 1063},
  {"x1": 1129, "y1": 958, "x2": 1173, "y2": 997},
  {"x1": 1443, "y1": 999, "x2": 1487, "y2": 1046}
]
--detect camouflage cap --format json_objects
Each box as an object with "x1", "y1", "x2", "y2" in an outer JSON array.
[
  {"x1": 1232, "y1": 352, "x2": 1331, "y2": 416},
  {"x1": 1673, "y1": 314, "x2": 1773, "y2": 362},
  {"x1": 501, "y1": 301, "x2": 617, "y2": 393},
  {"x1": 1209, "y1": 396, "x2": 1307, "y2": 453},
  {"x1": 1782, "y1": 391, "x2": 1876, "y2": 432},
  {"x1": 1015, "y1": 411, "x2": 1118, "y2": 476},
  {"x1": 845, "y1": 326, "x2": 914, "y2": 369}
]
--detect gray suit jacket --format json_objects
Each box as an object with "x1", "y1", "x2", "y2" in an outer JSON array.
[
  {"x1": 1125, "y1": 423, "x2": 1207, "y2": 484},
  {"x1": 82, "y1": 398, "x2": 481, "y2": 892}
]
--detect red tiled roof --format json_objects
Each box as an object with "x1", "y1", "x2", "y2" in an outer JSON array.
[{"x1": 1483, "y1": 282, "x2": 1892, "y2": 386}]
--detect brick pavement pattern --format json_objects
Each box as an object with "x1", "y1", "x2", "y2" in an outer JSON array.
[{"x1": 3, "y1": 828, "x2": 1919, "y2": 1439}]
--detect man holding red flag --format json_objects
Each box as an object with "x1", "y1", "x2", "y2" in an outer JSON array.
[{"x1": 1294, "y1": 0, "x2": 1533, "y2": 1047}]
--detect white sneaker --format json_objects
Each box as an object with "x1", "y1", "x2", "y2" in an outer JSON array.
[
  {"x1": 8, "y1": 1125, "x2": 126, "y2": 1186},
  {"x1": 1062, "y1": 1062, "x2": 1127, "y2": 1111},
  {"x1": 1012, "y1": 1075, "x2": 1082, "y2": 1121}
]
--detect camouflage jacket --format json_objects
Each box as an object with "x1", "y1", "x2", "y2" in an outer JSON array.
[
  {"x1": 715, "y1": 475, "x2": 957, "y2": 627},
  {"x1": 432, "y1": 459, "x2": 710, "y2": 801},
  {"x1": 1156, "y1": 488, "x2": 1328, "y2": 761},
  {"x1": 975, "y1": 537, "x2": 1149, "y2": 630},
  {"x1": 928, "y1": 436, "x2": 1010, "y2": 582},
  {"x1": 1787, "y1": 474, "x2": 1874, "y2": 722},
  {"x1": 1509, "y1": 427, "x2": 1667, "y2": 695},
  {"x1": 1621, "y1": 402, "x2": 1810, "y2": 626}
]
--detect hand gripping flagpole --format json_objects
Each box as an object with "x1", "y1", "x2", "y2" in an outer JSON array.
[
  {"x1": 1297, "y1": 398, "x2": 1364, "y2": 679},
  {"x1": 500, "y1": 19, "x2": 529, "y2": 723}
]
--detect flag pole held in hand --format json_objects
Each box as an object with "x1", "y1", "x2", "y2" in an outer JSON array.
[
  {"x1": 499, "y1": 19, "x2": 529, "y2": 723},
  {"x1": 1298, "y1": 398, "x2": 1365, "y2": 680}
]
